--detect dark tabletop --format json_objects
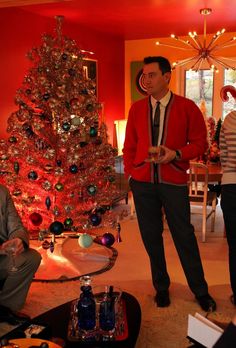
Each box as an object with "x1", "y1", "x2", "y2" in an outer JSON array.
[{"x1": 1, "y1": 291, "x2": 141, "y2": 348}]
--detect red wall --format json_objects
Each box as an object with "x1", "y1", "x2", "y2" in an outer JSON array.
[{"x1": 0, "y1": 8, "x2": 124, "y2": 143}]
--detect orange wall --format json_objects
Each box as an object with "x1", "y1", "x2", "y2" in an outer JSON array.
[
  {"x1": 0, "y1": 8, "x2": 125, "y2": 143},
  {"x1": 125, "y1": 32, "x2": 236, "y2": 117}
]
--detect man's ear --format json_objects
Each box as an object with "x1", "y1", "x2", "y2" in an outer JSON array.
[{"x1": 165, "y1": 72, "x2": 171, "y2": 83}]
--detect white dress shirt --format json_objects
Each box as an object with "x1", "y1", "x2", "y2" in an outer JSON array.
[{"x1": 150, "y1": 90, "x2": 171, "y2": 146}]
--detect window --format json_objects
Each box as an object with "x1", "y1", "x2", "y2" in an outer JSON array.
[
  {"x1": 185, "y1": 70, "x2": 213, "y2": 116},
  {"x1": 177, "y1": 61, "x2": 236, "y2": 120}
]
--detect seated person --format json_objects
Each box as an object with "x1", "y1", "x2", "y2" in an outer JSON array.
[{"x1": 0, "y1": 184, "x2": 41, "y2": 325}]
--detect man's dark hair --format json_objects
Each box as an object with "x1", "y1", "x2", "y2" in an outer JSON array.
[{"x1": 143, "y1": 56, "x2": 171, "y2": 75}]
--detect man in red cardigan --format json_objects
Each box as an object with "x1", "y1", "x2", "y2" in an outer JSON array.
[{"x1": 123, "y1": 56, "x2": 216, "y2": 311}]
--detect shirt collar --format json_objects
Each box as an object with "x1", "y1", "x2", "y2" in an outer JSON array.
[{"x1": 150, "y1": 90, "x2": 171, "y2": 108}]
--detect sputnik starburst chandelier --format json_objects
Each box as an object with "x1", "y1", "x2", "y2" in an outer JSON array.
[{"x1": 156, "y1": 8, "x2": 236, "y2": 72}]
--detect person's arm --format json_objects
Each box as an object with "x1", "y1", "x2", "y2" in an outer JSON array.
[{"x1": 220, "y1": 123, "x2": 227, "y2": 170}]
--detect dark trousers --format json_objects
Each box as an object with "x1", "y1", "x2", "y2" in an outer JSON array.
[
  {"x1": 130, "y1": 179, "x2": 208, "y2": 296},
  {"x1": 221, "y1": 184, "x2": 236, "y2": 298}
]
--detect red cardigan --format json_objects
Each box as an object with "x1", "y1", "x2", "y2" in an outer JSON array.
[{"x1": 123, "y1": 93, "x2": 208, "y2": 185}]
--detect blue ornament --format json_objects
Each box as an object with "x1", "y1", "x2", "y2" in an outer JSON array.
[
  {"x1": 49, "y1": 221, "x2": 64, "y2": 235},
  {"x1": 80, "y1": 89, "x2": 88, "y2": 95},
  {"x1": 87, "y1": 184, "x2": 97, "y2": 196},
  {"x1": 56, "y1": 160, "x2": 62, "y2": 166},
  {"x1": 28, "y1": 170, "x2": 38, "y2": 180},
  {"x1": 43, "y1": 93, "x2": 50, "y2": 101},
  {"x1": 89, "y1": 213, "x2": 102, "y2": 226},
  {"x1": 101, "y1": 232, "x2": 115, "y2": 247},
  {"x1": 62, "y1": 53, "x2": 68, "y2": 60},
  {"x1": 45, "y1": 196, "x2": 51, "y2": 210},
  {"x1": 69, "y1": 164, "x2": 78, "y2": 174}
]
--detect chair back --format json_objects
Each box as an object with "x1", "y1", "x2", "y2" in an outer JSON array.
[
  {"x1": 188, "y1": 161, "x2": 217, "y2": 242},
  {"x1": 189, "y1": 162, "x2": 209, "y2": 203}
]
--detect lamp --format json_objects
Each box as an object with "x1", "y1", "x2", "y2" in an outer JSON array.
[
  {"x1": 156, "y1": 8, "x2": 236, "y2": 72},
  {"x1": 113, "y1": 120, "x2": 127, "y2": 155}
]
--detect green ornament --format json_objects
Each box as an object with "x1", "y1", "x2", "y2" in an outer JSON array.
[
  {"x1": 64, "y1": 217, "x2": 73, "y2": 228},
  {"x1": 9, "y1": 136, "x2": 17, "y2": 143},
  {"x1": 55, "y1": 182, "x2": 64, "y2": 191}
]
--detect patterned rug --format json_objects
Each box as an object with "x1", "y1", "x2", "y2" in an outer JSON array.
[{"x1": 1, "y1": 205, "x2": 234, "y2": 347}]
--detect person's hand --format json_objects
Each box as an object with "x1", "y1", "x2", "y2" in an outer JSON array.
[
  {"x1": 147, "y1": 146, "x2": 166, "y2": 162},
  {"x1": 155, "y1": 145, "x2": 176, "y2": 164},
  {"x1": 1, "y1": 238, "x2": 24, "y2": 256}
]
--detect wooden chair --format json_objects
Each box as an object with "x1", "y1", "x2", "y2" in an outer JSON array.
[{"x1": 188, "y1": 162, "x2": 217, "y2": 242}]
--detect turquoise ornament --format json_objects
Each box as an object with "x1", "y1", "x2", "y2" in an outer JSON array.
[
  {"x1": 78, "y1": 233, "x2": 93, "y2": 248},
  {"x1": 87, "y1": 184, "x2": 97, "y2": 196},
  {"x1": 69, "y1": 164, "x2": 78, "y2": 174},
  {"x1": 89, "y1": 127, "x2": 97, "y2": 137}
]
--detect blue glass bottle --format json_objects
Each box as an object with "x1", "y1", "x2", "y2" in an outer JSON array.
[
  {"x1": 99, "y1": 286, "x2": 116, "y2": 332},
  {"x1": 77, "y1": 285, "x2": 96, "y2": 331}
]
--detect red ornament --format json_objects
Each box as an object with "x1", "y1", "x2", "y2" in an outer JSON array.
[{"x1": 29, "y1": 212, "x2": 43, "y2": 226}]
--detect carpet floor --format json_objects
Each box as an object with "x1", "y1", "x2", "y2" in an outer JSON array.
[{"x1": 0, "y1": 203, "x2": 235, "y2": 347}]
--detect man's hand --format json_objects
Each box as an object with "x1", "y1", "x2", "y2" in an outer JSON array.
[
  {"x1": 155, "y1": 145, "x2": 176, "y2": 164},
  {"x1": 1, "y1": 238, "x2": 24, "y2": 256}
]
